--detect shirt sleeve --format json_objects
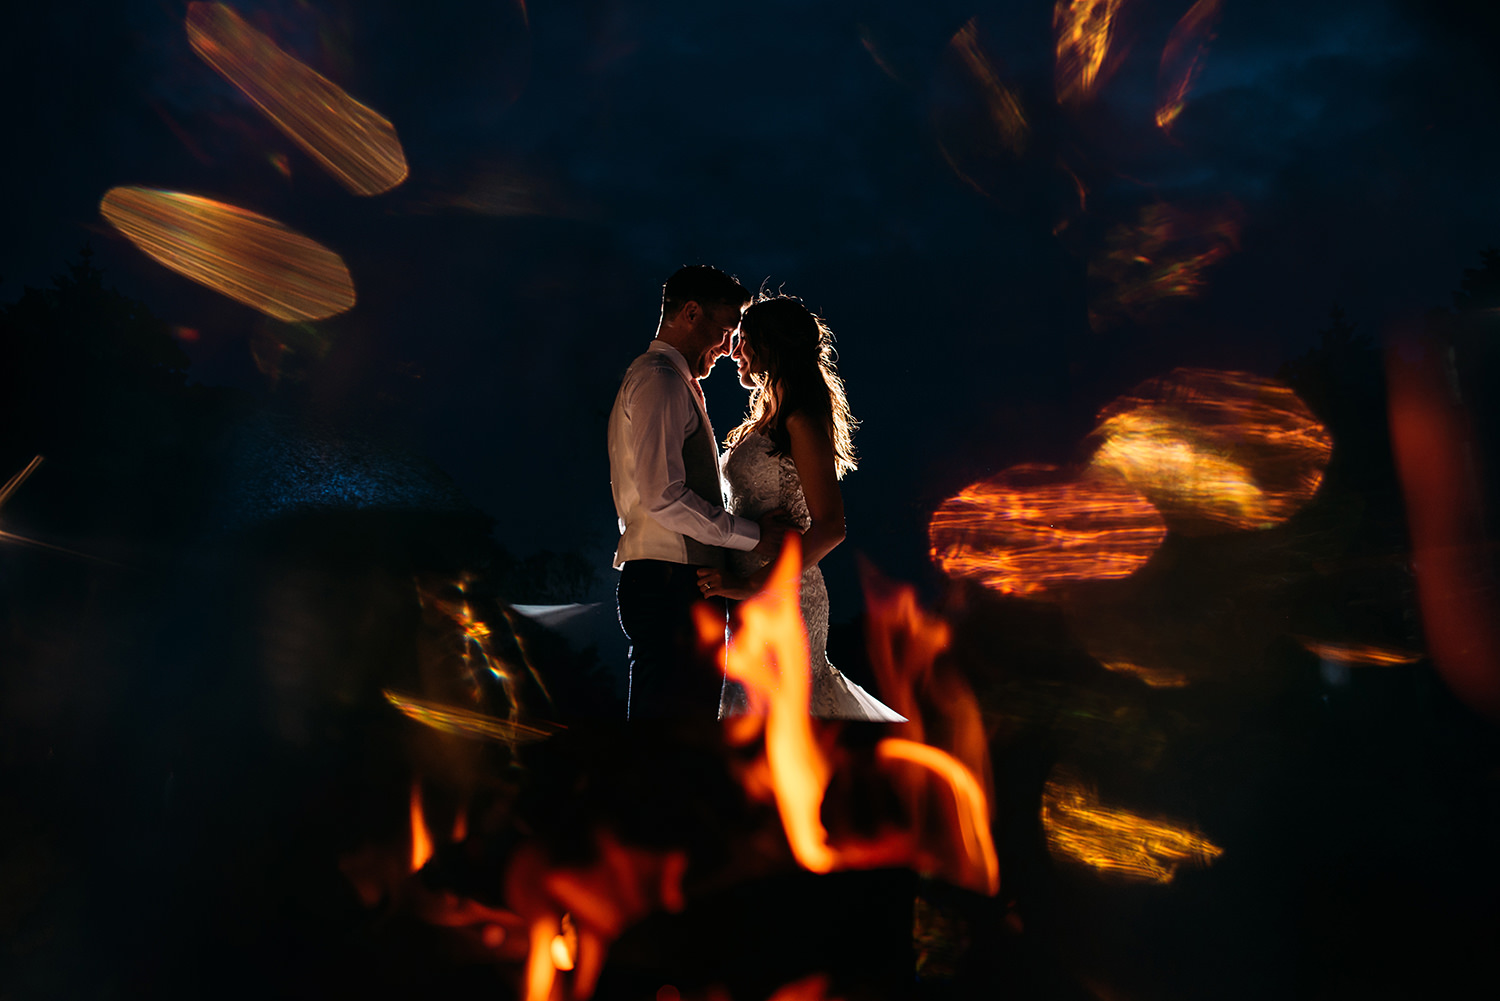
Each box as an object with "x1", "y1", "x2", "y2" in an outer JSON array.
[{"x1": 627, "y1": 367, "x2": 761, "y2": 552}]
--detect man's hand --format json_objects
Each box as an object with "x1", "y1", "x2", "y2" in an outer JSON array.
[
  {"x1": 751, "y1": 507, "x2": 798, "y2": 560},
  {"x1": 697, "y1": 566, "x2": 754, "y2": 601}
]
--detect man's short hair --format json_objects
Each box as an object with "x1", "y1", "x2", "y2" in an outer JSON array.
[{"x1": 661, "y1": 265, "x2": 751, "y2": 320}]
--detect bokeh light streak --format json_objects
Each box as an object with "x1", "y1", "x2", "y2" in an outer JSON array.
[
  {"x1": 928, "y1": 466, "x2": 1168, "y2": 596},
  {"x1": 1088, "y1": 369, "x2": 1332, "y2": 531},
  {"x1": 100, "y1": 186, "x2": 355, "y2": 322},
  {"x1": 1156, "y1": 0, "x2": 1222, "y2": 133},
  {"x1": 186, "y1": 3, "x2": 408, "y2": 196},
  {"x1": 382, "y1": 690, "x2": 555, "y2": 744},
  {"x1": 1296, "y1": 638, "x2": 1422, "y2": 666},
  {"x1": 1089, "y1": 202, "x2": 1240, "y2": 327},
  {"x1": 1099, "y1": 659, "x2": 1190, "y2": 688},
  {"x1": 1042, "y1": 771, "x2": 1223, "y2": 883},
  {"x1": 949, "y1": 19, "x2": 1030, "y2": 157},
  {"x1": 0, "y1": 455, "x2": 43, "y2": 510},
  {"x1": 1054, "y1": 0, "x2": 1128, "y2": 105}
]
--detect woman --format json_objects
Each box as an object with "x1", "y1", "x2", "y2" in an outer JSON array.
[{"x1": 696, "y1": 295, "x2": 904, "y2": 721}]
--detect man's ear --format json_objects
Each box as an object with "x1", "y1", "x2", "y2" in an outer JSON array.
[{"x1": 679, "y1": 300, "x2": 702, "y2": 324}]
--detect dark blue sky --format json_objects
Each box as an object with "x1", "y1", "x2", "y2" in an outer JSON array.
[{"x1": 4, "y1": 0, "x2": 1498, "y2": 614}]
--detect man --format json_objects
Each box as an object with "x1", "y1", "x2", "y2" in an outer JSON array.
[{"x1": 608, "y1": 265, "x2": 786, "y2": 719}]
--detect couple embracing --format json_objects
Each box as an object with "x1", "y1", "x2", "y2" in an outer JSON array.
[{"x1": 608, "y1": 265, "x2": 903, "y2": 723}]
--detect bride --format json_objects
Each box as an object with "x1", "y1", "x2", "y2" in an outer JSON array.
[{"x1": 696, "y1": 295, "x2": 904, "y2": 722}]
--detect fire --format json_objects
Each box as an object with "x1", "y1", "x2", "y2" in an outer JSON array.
[
  {"x1": 1156, "y1": 0, "x2": 1223, "y2": 133},
  {"x1": 99, "y1": 187, "x2": 355, "y2": 322},
  {"x1": 949, "y1": 19, "x2": 1029, "y2": 157},
  {"x1": 697, "y1": 535, "x2": 835, "y2": 874},
  {"x1": 1295, "y1": 638, "x2": 1422, "y2": 667},
  {"x1": 766, "y1": 974, "x2": 838, "y2": 1001},
  {"x1": 1053, "y1": 0, "x2": 1128, "y2": 106},
  {"x1": 876, "y1": 740, "x2": 999, "y2": 896},
  {"x1": 928, "y1": 464, "x2": 1167, "y2": 596},
  {"x1": 409, "y1": 779, "x2": 434, "y2": 873},
  {"x1": 185, "y1": 3, "x2": 408, "y2": 196},
  {"x1": 1087, "y1": 369, "x2": 1333, "y2": 531},
  {"x1": 1042, "y1": 769, "x2": 1223, "y2": 883},
  {"x1": 1088, "y1": 202, "x2": 1240, "y2": 329}
]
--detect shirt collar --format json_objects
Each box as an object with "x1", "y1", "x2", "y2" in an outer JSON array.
[{"x1": 649, "y1": 340, "x2": 697, "y2": 387}]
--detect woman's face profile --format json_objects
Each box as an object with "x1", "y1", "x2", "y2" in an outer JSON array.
[{"x1": 731, "y1": 330, "x2": 760, "y2": 390}]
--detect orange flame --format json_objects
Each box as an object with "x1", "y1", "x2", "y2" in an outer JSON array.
[
  {"x1": 1088, "y1": 369, "x2": 1333, "y2": 532},
  {"x1": 409, "y1": 779, "x2": 433, "y2": 874},
  {"x1": 186, "y1": 3, "x2": 407, "y2": 196},
  {"x1": 1042, "y1": 769, "x2": 1222, "y2": 883},
  {"x1": 1088, "y1": 201, "x2": 1240, "y2": 328},
  {"x1": 949, "y1": 19, "x2": 1030, "y2": 157},
  {"x1": 99, "y1": 186, "x2": 355, "y2": 322},
  {"x1": 1054, "y1": 0, "x2": 1128, "y2": 106},
  {"x1": 1295, "y1": 638, "x2": 1422, "y2": 666},
  {"x1": 1156, "y1": 0, "x2": 1223, "y2": 133},
  {"x1": 767, "y1": 974, "x2": 839, "y2": 1001},
  {"x1": 698, "y1": 535, "x2": 835, "y2": 874},
  {"x1": 877, "y1": 740, "x2": 1000, "y2": 895},
  {"x1": 929, "y1": 464, "x2": 1167, "y2": 596}
]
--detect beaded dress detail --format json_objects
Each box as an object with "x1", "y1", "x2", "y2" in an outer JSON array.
[{"x1": 718, "y1": 432, "x2": 905, "y2": 721}]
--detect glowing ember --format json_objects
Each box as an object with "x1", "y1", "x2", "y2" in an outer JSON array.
[
  {"x1": 1042, "y1": 769, "x2": 1223, "y2": 883},
  {"x1": 1088, "y1": 202, "x2": 1240, "y2": 329},
  {"x1": 1098, "y1": 659, "x2": 1190, "y2": 688},
  {"x1": 1156, "y1": 0, "x2": 1222, "y2": 133},
  {"x1": 409, "y1": 779, "x2": 434, "y2": 873},
  {"x1": 949, "y1": 19, "x2": 1029, "y2": 157},
  {"x1": 698, "y1": 535, "x2": 835, "y2": 874},
  {"x1": 929, "y1": 464, "x2": 1167, "y2": 596},
  {"x1": 1296, "y1": 638, "x2": 1422, "y2": 666},
  {"x1": 99, "y1": 186, "x2": 355, "y2": 322},
  {"x1": 186, "y1": 3, "x2": 408, "y2": 196},
  {"x1": 1053, "y1": 0, "x2": 1128, "y2": 106},
  {"x1": 876, "y1": 740, "x2": 1000, "y2": 895},
  {"x1": 1087, "y1": 369, "x2": 1333, "y2": 531}
]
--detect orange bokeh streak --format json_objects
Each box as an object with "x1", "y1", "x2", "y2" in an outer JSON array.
[
  {"x1": 949, "y1": 19, "x2": 1030, "y2": 156},
  {"x1": 1089, "y1": 369, "x2": 1333, "y2": 531},
  {"x1": 1054, "y1": 0, "x2": 1128, "y2": 105},
  {"x1": 409, "y1": 779, "x2": 434, "y2": 874},
  {"x1": 928, "y1": 465, "x2": 1167, "y2": 595},
  {"x1": 876, "y1": 739, "x2": 1000, "y2": 895},
  {"x1": 1156, "y1": 0, "x2": 1222, "y2": 132},
  {"x1": 100, "y1": 187, "x2": 355, "y2": 322},
  {"x1": 1099, "y1": 659, "x2": 1189, "y2": 688},
  {"x1": 1387, "y1": 333, "x2": 1500, "y2": 718},
  {"x1": 1296, "y1": 638, "x2": 1422, "y2": 667},
  {"x1": 697, "y1": 535, "x2": 835, "y2": 874},
  {"x1": 186, "y1": 3, "x2": 408, "y2": 196},
  {"x1": 1042, "y1": 770, "x2": 1223, "y2": 883},
  {"x1": 1089, "y1": 202, "x2": 1241, "y2": 327}
]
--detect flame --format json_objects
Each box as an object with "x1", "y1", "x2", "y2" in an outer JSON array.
[
  {"x1": 929, "y1": 464, "x2": 1167, "y2": 596},
  {"x1": 1088, "y1": 369, "x2": 1333, "y2": 531},
  {"x1": 1098, "y1": 659, "x2": 1190, "y2": 688},
  {"x1": 1295, "y1": 638, "x2": 1422, "y2": 666},
  {"x1": 1054, "y1": 0, "x2": 1128, "y2": 105},
  {"x1": 409, "y1": 779, "x2": 434, "y2": 874},
  {"x1": 525, "y1": 914, "x2": 560, "y2": 1001},
  {"x1": 1042, "y1": 769, "x2": 1223, "y2": 883},
  {"x1": 876, "y1": 740, "x2": 999, "y2": 895},
  {"x1": 550, "y1": 912, "x2": 577, "y2": 971},
  {"x1": 949, "y1": 19, "x2": 1029, "y2": 157},
  {"x1": 99, "y1": 187, "x2": 355, "y2": 322},
  {"x1": 185, "y1": 3, "x2": 407, "y2": 195},
  {"x1": 1156, "y1": 0, "x2": 1223, "y2": 133},
  {"x1": 1088, "y1": 202, "x2": 1240, "y2": 328},
  {"x1": 698, "y1": 535, "x2": 834, "y2": 874}
]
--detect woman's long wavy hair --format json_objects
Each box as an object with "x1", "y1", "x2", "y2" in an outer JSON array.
[{"x1": 724, "y1": 294, "x2": 858, "y2": 478}]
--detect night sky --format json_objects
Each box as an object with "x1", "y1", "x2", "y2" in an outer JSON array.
[{"x1": 5, "y1": 0, "x2": 1500, "y2": 611}]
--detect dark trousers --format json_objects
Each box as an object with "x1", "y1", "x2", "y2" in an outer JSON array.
[{"x1": 617, "y1": 559, "x2": 726, "y2": 719}]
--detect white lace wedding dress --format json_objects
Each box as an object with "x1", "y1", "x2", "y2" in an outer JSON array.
[{"x1": 718, "y1": 432, "x2": 906, "y2": 721}]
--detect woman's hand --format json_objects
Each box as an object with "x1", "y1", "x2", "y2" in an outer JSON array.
[{"x1": 696, "y1": 567, "x2": 756, "y2": 601}]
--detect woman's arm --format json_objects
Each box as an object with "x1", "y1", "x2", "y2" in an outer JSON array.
[{"x1": 785, "y1": 409, "x2": 846, "y2": 573}]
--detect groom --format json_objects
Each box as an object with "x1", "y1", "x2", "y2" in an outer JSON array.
[{"x1": 609, "y1": 265, "x2": 785, "y2": 719}]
